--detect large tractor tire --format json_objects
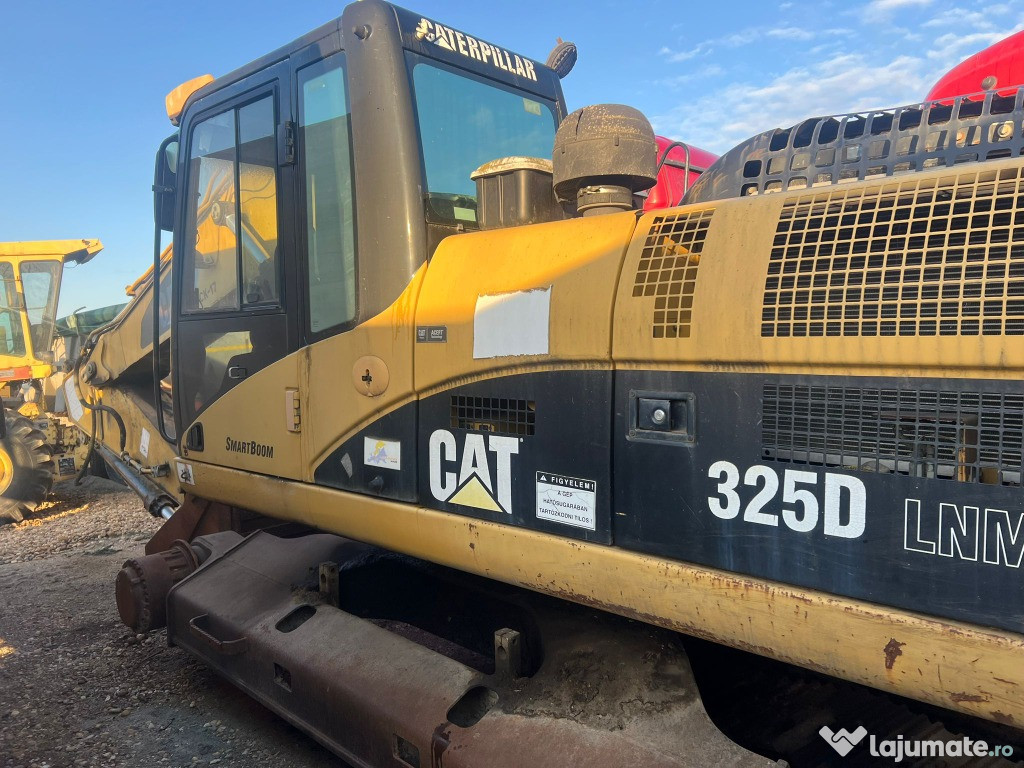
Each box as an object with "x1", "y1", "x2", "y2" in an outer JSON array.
[{"x1": 0, "y1": 413, "x2": 55, "y2": 524}]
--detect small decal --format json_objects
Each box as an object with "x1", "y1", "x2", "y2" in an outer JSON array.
[
  {"x1": 364, "y1": 438, "x2": 401, "y2": 471},
  {"x1": 64, "y1": 378, "x2": 84, "y2": 422},
  {"x1": 140, "y1": 428, "x2": 150, "y2": 459},
  {"x1": 536, "y1": 472, "x2": 597, "y2": 531},
  {"x1": 340, "y1": 452, "x2": 354, "y2": 478},
  {"x1": 473, "y1": 287, "x2": 550, "y2": 359},
  {"x1": 523, "y1": 98, "x2": 542, "y2": 116},
  {"x1": 414, "y1": 18, "x2": 538, "y2": 82},
  {"x1": 57, "y1": 456, "x2": 76, "y2": 476},
  {"x1": 429, "y1": 429, "x2": 518, "y2": 514},
  {"x1": 416, "y1": 325, "x2": 448, "y2": 343},
  {"x1": 176, "y1": 460, "x2": 195, "y2": 485}
]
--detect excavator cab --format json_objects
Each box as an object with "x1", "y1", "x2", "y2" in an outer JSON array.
[{"x1": 150, "y1": 0, "x2": 568, "y2": 450}]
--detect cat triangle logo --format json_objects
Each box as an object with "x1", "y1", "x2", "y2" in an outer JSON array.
[
  {"x1": 449, "y1": 475, "x2": 501, "y2": 513},
  {"x1": 429, "y1": 429, "x2": 518, "y2": 514}
]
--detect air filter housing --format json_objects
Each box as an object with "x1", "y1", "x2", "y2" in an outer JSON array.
[{"x1": 553, "y1": 104, "x2": 658, "y2": 216}]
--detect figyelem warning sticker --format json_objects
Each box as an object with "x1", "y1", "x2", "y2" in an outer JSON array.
[{"x1": 536, "y1": 472, "x2": 596, "y2": 531}]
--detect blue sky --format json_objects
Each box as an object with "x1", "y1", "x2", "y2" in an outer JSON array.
[{"x1": 0, "y1": 0, "x2": 1020, "y2": 316}]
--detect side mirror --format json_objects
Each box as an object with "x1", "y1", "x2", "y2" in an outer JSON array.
[{"x1": 153, "y1": 136, "x2": 179, "y2": 232}]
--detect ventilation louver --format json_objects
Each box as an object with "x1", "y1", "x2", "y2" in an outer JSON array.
[{"x1": 633, "y1": 210, "x2": 713, "y2": 339}]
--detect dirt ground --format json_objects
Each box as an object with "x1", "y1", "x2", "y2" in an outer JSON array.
[{"x1": 0, "y1": 477, "x2": 347, "y2": 768}]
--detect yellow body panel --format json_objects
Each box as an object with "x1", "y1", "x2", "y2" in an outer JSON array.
[
  {"x1": 0, "y1": 240, "x2": 102, "y2": 261},
  {"x1": 191, "y1": 266, "x2": 427, "y2": 479},
  {"x1": 614, "y1": 161, "x2": 1024, "y2": 380},
  {"x1": 414, "y1": 212, "x2": 636, "y2": 391}
]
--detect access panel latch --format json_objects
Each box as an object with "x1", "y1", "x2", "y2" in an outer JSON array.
[{"x1": 628, "y1": 390, "x2": 695, "y2": 445}]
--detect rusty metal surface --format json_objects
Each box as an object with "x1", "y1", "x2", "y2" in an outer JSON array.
[
  {"x1": 145, "y1": 495, "x2": 234, "y2": 555},
  {"x1": 116, "y1": 539, "x2": 199, "y2": 632},
  {"x1": 165, "y1": 531, "x2": 777, "y2": 767}
]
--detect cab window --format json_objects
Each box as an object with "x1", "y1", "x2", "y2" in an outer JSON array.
[
  {"x1": 0, "y1": 263, "x2": 25, "y2": 357},
  {"x1": 182, "y1": 95, "x2": 280, "y2": 313},
  {"x1": 21, "y1": 260, "x2": 61, "y2": 355},
  {"x1": 298, "y1": 53, "x2": 357, "y2": 336}
]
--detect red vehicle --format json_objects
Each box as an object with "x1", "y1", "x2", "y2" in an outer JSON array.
[
  {"x1": 645, "y1": 136, "x2": 719, "y2": 210},
  {"x1": 927, "y1": 28, "x2": 1024, "y2": 99}
]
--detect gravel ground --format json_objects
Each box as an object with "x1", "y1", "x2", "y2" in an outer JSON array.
[{"x1": 0, "y1": 477, "x2": 346, "y2": 768}]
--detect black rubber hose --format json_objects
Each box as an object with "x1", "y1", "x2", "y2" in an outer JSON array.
[
  {"x1": 82, "y1": 401, "x2": 127, "y2": 453},
  {"x1": 74, "y1": 395, "x2": 128, "y2": 487}
]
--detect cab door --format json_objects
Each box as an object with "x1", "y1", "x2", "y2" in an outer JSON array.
[{"x1": 173, "y1": 63, "x2": 299, "y2": 469}]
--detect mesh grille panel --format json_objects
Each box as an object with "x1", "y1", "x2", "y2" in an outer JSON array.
[
  {"x1": 633, "y1": 210, "x2": 714, "y2": 339},
  {"x1": 762, "y1": 383, "x2": 1023, "y2": 485},
  {"x1": 762, "y1": 167, "x2": 1024, "y2": 338},
  {"x1": 450, "y1": 396, "x2": 535, "y2": 436}
]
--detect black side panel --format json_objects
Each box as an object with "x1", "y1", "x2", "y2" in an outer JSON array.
[
  {"x1": 418, "y1": 371, "x2": 612, "y2": 545},
  {"x1": 313, "y1": 402, "x2": 418, "y2": 503},
  {"x1": 614, "y1": 370, "x2": 1024, "y2": 634}
]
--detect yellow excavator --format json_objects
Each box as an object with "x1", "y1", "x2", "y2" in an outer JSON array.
[
  {"x1": 65, "y1": 3, "x2": 1024, "y2": 764},
  {"x1": 0, "y1": 239, "x2": 106, "y2": 522}
]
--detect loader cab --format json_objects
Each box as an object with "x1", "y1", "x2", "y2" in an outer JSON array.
[
  {"x1": 0, "y1": 241, "x2": 103, "y2": 383},
  {"x1": 155, "y1": 0, "x2": 566, "y2": 449}
]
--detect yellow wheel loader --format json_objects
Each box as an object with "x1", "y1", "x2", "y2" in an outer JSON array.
[
  {"x1": 0, "y1": 239, "x2": 109, "y2": 522},
  {"x1": 67, "y1": 3, "x2": 1024, "y2": 764}
]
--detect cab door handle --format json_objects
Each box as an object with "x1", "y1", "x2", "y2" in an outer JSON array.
[{"x1": 227, "y1": 366, "x2": 248, "y2": 380}]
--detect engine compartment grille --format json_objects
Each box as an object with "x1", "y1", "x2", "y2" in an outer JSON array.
[
  {"x1": 762, "y1": 166, "x2": 1024, "y2": 338},
  {"x1": 762, "y1": 383, "x2": 1023, "y2": 485}
]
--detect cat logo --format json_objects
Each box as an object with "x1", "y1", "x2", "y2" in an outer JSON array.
[
  {"x1": 429, "y1": 429, "x2": 519, "y2": 514},
  {"x1": 413, "y1": 18, "x2": 539, "y2": 82}
]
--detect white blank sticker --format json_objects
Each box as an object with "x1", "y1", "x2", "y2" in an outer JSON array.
[
  {"x1": 473, "y1": 287, "x2": 550, "y2": 359},
  {"x1": 140, "y1": 428, "x2": 150, "y2": 459}
]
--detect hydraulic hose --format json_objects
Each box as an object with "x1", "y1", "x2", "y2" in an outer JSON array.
[
  {"x1": 96, "y1": 443, "x2": 176, "y2": 519},
  {"x1": 73, "y1": 395, "x2": 127, "y2": 486}
]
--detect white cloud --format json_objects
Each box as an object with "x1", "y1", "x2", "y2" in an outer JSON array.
[
  {"x1": 660, "y1": 25, "x2": 849, "y2": 61},
  {"x1": 655, "y1": 64, "x2": 725, "y2": 89},
  {"x1": 650, "y1": 52, "x2": 930, "y2": 154},
  {"x1": 766, "y1": 27, "x2": 816, "y2": 40},
  {"x1": 923, "y1": 4, "x2": 1011, "y2": 30},
  {"x1": 867, "y1": 0, "x2": 932, "y2": 11},
  {"x1": 659, "y1": 44, "x2": 703, "y2": 63},
  {"x1": 928, "y1": 28, "x2": 1024, "y2": 65},
  {"x1": 863, "y1": 0, "x2": 933, "y2": 21}
]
